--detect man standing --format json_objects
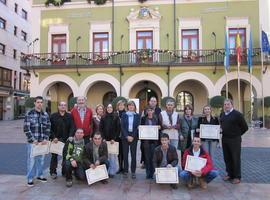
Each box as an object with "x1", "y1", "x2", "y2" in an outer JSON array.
[
  {"x1": 24, "y1": 96, "x2": 51, "y2": 186},
  {"x1": 71, "y1": 96, "x2": 93, "y2": 144},
  {"x1": 220, "y1": 99, "x2": 248, "y2": 184},
  {"x1": 50, "y1": 101, "x2": 74, "y2": 179}
]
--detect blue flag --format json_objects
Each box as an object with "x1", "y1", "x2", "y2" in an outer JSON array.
[
  {"x1": 262, "y1": 31, "x2": 270, "y2": 53},
  {"x1": 224, "y1": 31, "x2": 230, "y2": 70},
  {"x1": 247, "y1": 31, "x2": 253, "y2": 72}
]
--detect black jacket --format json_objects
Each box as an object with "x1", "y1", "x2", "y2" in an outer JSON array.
[
  {"x1": 153, "y1": 144, "x2": 178, "y2": 168},
  {"x1": 99, "y1": 113, "x2": 120, "y2": 141}
]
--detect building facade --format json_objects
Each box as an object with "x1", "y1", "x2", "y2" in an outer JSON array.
[
  {"x1": 23, "y1": 0, "x2": 270, "y2": 122},
  {"x1": 0, "y1": 0, "x2": 32, "y2": 120}
]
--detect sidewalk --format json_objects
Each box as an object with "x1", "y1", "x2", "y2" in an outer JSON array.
[{"x1": 0, "y1": 120, "x2": 270, "y2": 200}]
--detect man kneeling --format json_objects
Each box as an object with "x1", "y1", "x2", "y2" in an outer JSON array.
[
  {"x1": 180, "y1": 135, "x2": 218, "y2": 189},
  {"x1": 65, "y1": 128, "x2": 86, "y2": 187},
  {"x1": 82, "y1": 132, "x2": 109, "y2": 184}
]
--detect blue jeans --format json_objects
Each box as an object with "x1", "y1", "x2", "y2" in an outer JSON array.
[
  {"x1": 26, "y1": 143, "x2": 46, "y2": 182},
  {"x1": 180, "y1": 170, "x2": 218, "y2": 183},
  {"x1": 108, "y1": 154, "x2": 118, "y2": 175},
  {"x1": 202, "y1": 140, "x2": 218, "y2": 158}
]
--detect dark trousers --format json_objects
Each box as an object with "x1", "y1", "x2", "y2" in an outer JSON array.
[
  {"x1": 143, "y1": 141, "x2": 156, "y2": 178},
  {"x1": 140, "y1": 141, "x2": 145, "y2": 164},
  {"x1": 222, "y1": 137, "x2": 242, "y2": 179},
  {"x1": 65, "y1": 160, "x2": 86, "y2": 181},
  {"x1": 118, "y1": 139, "x2": 124, "y2": 171},
  {"x1": 50, "y1": 153, "x2": 65, "y2": 175},
  {"x1": 122, "y1": 138, "x2": 138, "y2": 173}
]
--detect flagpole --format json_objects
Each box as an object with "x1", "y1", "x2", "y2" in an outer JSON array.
[
  {"x1": 225, "y1": 69, "x2": 228, "y2": 99},
  {"x1": 260, "y1": 26, "x2": 265, "y2": 128},
  {"x1": 250, "y1": 67, "x2": 253, "y2": 126},
  {"x1": 237, "y1": 61, "x2": 241, "y2": 110}
]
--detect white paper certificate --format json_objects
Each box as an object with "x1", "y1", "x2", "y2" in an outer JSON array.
[
  {"x1": 155, "y1": 167, "x2": 179, "y2": 184},
  {"x1": 106, "y1": 141, "x2": 119, "y2": 155},
  {"x1": 31, "y1": 142, "x2": 50, "y2": 157},
  {"x1": 200, "y1": 124, "x2": 220, "y2": 140},
  {"x1": 85, "y1": 164, "x2": 109, "y2": 185},
  {"x1": 139, "y1": 125, "x2": 159, "y2": 140},
  {"x1": 162, "y1": 129, "x2": 178, "y2": 140},
  {"x1": 184, "y1": 155, "x2": 207, "y2": 172},
  {"x1": 49, "y1": 141, "x2": 65, "y2": 156}
]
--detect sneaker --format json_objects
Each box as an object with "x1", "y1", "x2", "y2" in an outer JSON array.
[
  {"x1": 199, "y1": 178, "x2": 207, "y2": 189},
  {"x1": 51, "y1": 173, "x2": 57, "y2": 179},
  {"x1": 66, "y1": 180, "x2": 73, "y2": 187},
  {"x1": 37, "y1": 177, "x2": 47, "y2": 182},
  {"x1": 27, "y1": 181, "x2": 34, "y2": 187},
  {"x1": 170, "y1": 184, "x2": 178, "y2": 189},
  {"x1": 101, "y1": 179, "x2": 108, "y2": 184},
  {"x1": 187, "y1": 178, "x2": 195, "y2": 189},
  {"x1": 131, "y1": 173, "x2": 136, "y2": 179}
]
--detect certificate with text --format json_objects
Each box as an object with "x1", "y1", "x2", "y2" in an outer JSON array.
[
  {"x1": 49, "y1": 141, "x2": 65, "y2": 156},
  {"x1": 200, "y1": 124, "x2": 220, "y2": 140},
  {"x1": 139, "y1": 125, "x2": 159, "y2": 140},
  {"x1": 31, "y1": 142, "x2": 50, "y2": 157},
  {"x1": 155, "y1": 167, "x2": 179, "y2": 184},
  {"x1": 85, "y1": 164, "x2": 109, "y2": 185},
  {"x1": 106, "y1": 141, "x2": 119, "y2": 155},
  {"x1": 184, "y1": 155, "x2": 207, "y2": 172},
  {"x1": 162, "y1": 129, "x2": 178, "y2": 140}
]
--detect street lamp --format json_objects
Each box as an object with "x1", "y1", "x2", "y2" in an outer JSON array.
[
  {"x1": 32, "y1": 38, "x2": 39, "y2": 54},
  {"x1": 211, "y1": 32, "x2": 217, "y2": 74},
  {"x1": 76, "y1": 36, "x2": 81, "y2": 76}
]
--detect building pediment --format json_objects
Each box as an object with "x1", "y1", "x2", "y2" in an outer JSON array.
[{"x1": 127, "y1": 7, "x2": 161, "y2": 22}]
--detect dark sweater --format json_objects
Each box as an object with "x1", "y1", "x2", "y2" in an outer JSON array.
[
  {"x1": 220, "y1": 110, "x2": 248, "y2": 139},
  {"x1": 99, "y1": 113, "x2": 120, "y2": 141}
]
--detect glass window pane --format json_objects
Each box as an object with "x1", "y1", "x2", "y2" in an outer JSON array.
[
  {"x1": 102, "y1": 41, "x2": 108, "y2": 52},
  {"x1": 229, "y1": 36, "x2": 235, "y2": 48},
  {"x1": 94, "y1": 41, "x2": 100, "y2": 52},
  {"x1": 146, "y1": 39, "x2": 152, "y2": 49},
  {"x1": 182, "y1": 30, "x2": 198, "y2": 36},
  {"x1": 137, "y1": 31, "x2": 152, "y2": 37},
  {"x1": 137, "y1": 39, "x2": 144, "y2": 49},
  {"x1": 191, "y1": 38, "x2": 198, "y2": 50},
  {"x1": 182, "y1": 38, "x2": 189, "y2": 50},
  {"x1": 94, "y1": 33, "x2": 108, "y2": 39}
]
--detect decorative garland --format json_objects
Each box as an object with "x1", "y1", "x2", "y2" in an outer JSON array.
[
  {"x1": 45, "y1": 0, "x2": 70, "y2": 7},
  {"x1": 138, "y1": 0, "x2": 147, "y2": 3},
  {"x1": 87, "y1": 0, "x2": 107, "y2": 5}
]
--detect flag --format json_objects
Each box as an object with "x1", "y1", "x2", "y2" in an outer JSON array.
[
  {"x1": 236, "y1": 32, "x2": 242, "y2": 64},
  {"x1": 247, "y1": 31, "x2": 253, "y2": 72},
  {"x1": 224, "y1": 31, "x2": 230, "y2": 70},
  {"x1": 262, "y1": 31, "x2": 270, "y2": 53}
]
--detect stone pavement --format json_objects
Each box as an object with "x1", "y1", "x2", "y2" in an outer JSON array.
[{"x1": 0, "y1": 120, "x2": 270, "y2": 200}]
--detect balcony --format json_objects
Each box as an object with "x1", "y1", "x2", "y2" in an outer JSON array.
[{"x1": 20, "y1": 48, "x2": 269, "y2": 69}]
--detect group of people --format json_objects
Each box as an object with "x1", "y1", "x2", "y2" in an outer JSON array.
[{"x1": 24, "y1": 95, "x2": 248, "y2": 189}]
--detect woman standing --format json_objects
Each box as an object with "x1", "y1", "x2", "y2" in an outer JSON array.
[
  {"x1": 92, "y1": 104, "x2": 104, "y2": 135},
  {"x1": 99, "y1": 104, "x2": 121, "y2": 177},
  {"x1": 179, "y1": 104, "x2": 198, "y2": 153},
  {"x1": 141, "y1": 106, "x2": 159, "y2": 179},
  {"x1": 121, "y1": 100, "x2": 140, "y2": 179},
  {"x1": 196, "y1": 105, "x2": 219, "y2": 157}
]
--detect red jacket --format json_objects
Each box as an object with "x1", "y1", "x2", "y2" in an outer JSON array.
[
  {"x1": 182, "y1": 146, "x2": 213, "y2": 176},
  {"x1": 71, "y1": 107, "x2": 93, "y2": 137}
]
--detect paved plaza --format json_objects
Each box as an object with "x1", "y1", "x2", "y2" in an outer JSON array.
[{"x1": 0, "y1": 120, "x2": 270, "y2": 200}]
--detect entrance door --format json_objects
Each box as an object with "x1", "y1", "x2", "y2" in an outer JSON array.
[{"x1": 136, "y1": 88, "x2": 158, "y2": 113}]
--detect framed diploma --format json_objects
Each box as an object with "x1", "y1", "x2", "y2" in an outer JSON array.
[
  {"x1": 162, "y1": 129, "x2": 178, "y2": 140},
  {"x1": 155, "y1": 167, "x2": 179, "y2": 184},
  {"x1": 184, "y1": 155, "x2": 207, "y2": 172},
  {"x1": 49, "y1": 141, "x2": 65, "y2": 156},
  {"x1": 85, "y1": 164, "x2": 109, "y2": 185},
  {"x1": 31, "y1": 142, "x2": 50, "y2": 157},
  {"x1": 199, "y1": 124, "x2": 220, "y2": 140},
  {"x1": 139, "y1": 125, "x2": 159, "y2": 140},
  {"x1": 106, "y1": 141, "x2": 119, "y2": 155}
]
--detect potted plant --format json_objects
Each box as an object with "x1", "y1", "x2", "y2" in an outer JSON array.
[{"x1": 45, "y1": 0, "x2": 70, "y2": 7}]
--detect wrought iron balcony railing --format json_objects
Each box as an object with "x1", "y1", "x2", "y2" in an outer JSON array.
[{"x1": 20, "y1": 48, "x2": 269, "y2": 69}]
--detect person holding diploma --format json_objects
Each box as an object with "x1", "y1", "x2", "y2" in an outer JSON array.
[
  {"x1": 99, "y1": 104, "x2": 121, "y2": 177},
  {"x1": 82, "y1": 132, "x2": 109, "y2": 184},
  {"x1": 49, "y1": 101, "x2": 74, "y2": 179},
  {"x1": 92, "y1": 104, "x2": 104, "y2": 135},
  {"x1": 24, "y1": 96, "x2": 51, "y2": 187},
  {"x1": 179, "y1": 104, "x2": 198, "y2": 153},
  {"x1": 121, "y1": 100, "x2": 140, "y2": 179},
  {"x1": 220, "y1": 99, "x2": 248, "y2": 184},
  {"x1": 153, "y1": 133, "x2": 180, "y2": 189},
  {"x1": 141, "y1": 106, "x2": 159, "y2": 179},
  {"x1": 196, "y1": 105, "x2": 219, "y2": 158},
  {"x1": 180, "y1": 135, "x2": 218, "y2": 189},
  {"x1": 159, "y1": 99, "x2": 180, "y2": 149},
  {"x1": 71, "y1": 96, "x2": 93, "y2": 144},
  {"x1": 65, "y1": 128, "x2": 86, "y2": 187}
]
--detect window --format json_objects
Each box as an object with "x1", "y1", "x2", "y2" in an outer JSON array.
[
  {"x1": 136, "y1": 31, "x2": 153, "y2": 49},
  {"x1": 13, "y1": 49, "x2": 17, "y2": 59},
  {"x1": 19, "y1": 72, "x2": 22, "y2": 90},
  {"x1": 0, "y1": 67, "x2": 12, "y2": 87},
  {"x1": 14, "y1": 71, "x2": 17, "y2": 90},
  {"x1": 176, "y1": 91, "x2": 194, "y2": 112},
  {"x1": 228, "y1": 28, "x2": 246, "y2": 49},
  {"x1": 0, "y1": 43, "x2": 5, "y2": 54},
  {"x1": 0, "y1": 17, "x2": 6, "y2": 29},
  {"x1": 0, "y1": 0, "x2": 6, "y2": 5},
  {"x1": 21, "y1": 31, "x2": 27, "y2": 41},
  {"x1": 14, "y1": 3, "x2": 18, "y2": 13},
  {"x1": 181, "y1": 29, "x2": 199, "y2": 59},
  {"x1": 52, "y1": 34, "x2": 66, "y2": 61},
  {"x1": 22, "y1": 9, "x2": 27, "y2": 20},
  {"x1": 93, "y1": 32, "x2": 109, "y2": 63},
  {"x1": 14, "y1": 26, "x2": 17, "y2": 36}
]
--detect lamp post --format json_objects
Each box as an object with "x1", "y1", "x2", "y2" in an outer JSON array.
[
  {"x1": 32, "y1": 38, "x2": 39, "y2": 55},
  {"x1": 76, "y1": 36, "x2": 81, "y2": 76},
  {"x1": 211, "y1": 32, "x2": 217, "y2": 74}
]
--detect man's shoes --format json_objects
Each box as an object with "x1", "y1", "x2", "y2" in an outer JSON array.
[
  {"x1": 223, "y1": 175, "x2": 231, "y2": 181},
  {"x1": 27, "y1": 181, "x2": 34, "y2": 187},
  {"x1": 187, "y1": 178, "x2": 195, "y2": 189},
  {"x1": 123, "y1": 172, "x2": 128, "y2": 178},
  {"x1": 131, "y1": 173, "x2": 136, "y2": 179},
  {"x1": 116, "y1": 169, "x2": 123, "y2": 174},
  {"x1": 199, "y1": 178, "x2": 207, "y2": 189},
  {"x1": 101, "y1": 179, "x2": 108, "y2": 184},
  {"x1": 66, "y1": 180, "x2": 73, "y2": 187},
  {"x1": 51, "y1": 173, "x2": 57, "y2": 179},
  {"x1": 170, "y1": 184, "x2": 178, "y2": 189},
  {"x1": 231, "y1": 178, "x2": 241, "y2": 184},
  {"x1": 37, "y1": 177, "x2": 47, "y2": 182}
]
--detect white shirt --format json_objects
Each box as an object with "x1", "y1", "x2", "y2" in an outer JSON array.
[{"x1": 193, "y1": 148, "x2": 200, "y2": 157}]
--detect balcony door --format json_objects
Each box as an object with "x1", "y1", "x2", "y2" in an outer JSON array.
[
  {"x1": 51, "y1": 34, "x2": 66, "y2": 63},
  {"x1": 136, "y1": 31, "x2": 153, "y2": 62},
  {"x1": 181, "y1": 29, "x2": 199, "y2": 61},
  {"x1": 93, "y1": 32, "x2": 109, "y2": 64}
]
